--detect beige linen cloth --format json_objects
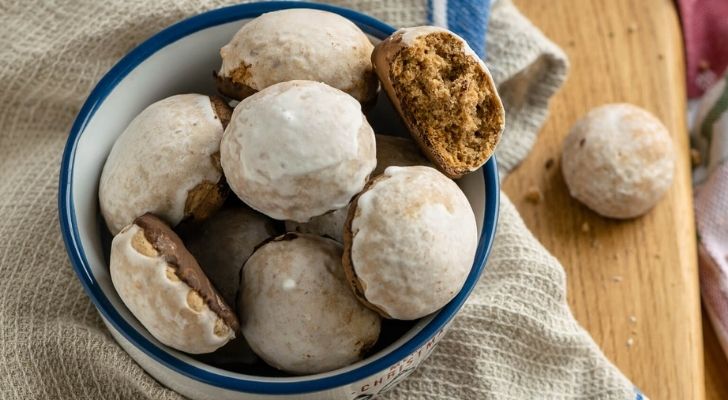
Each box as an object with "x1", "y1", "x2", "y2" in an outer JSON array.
[{"x1": 0, "y1": 0, "x2": 642, "y2": 398}]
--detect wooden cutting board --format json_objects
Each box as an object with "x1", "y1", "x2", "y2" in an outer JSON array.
[{"x1": 508, "y1": 1, "x2": 704, "y2": 399}]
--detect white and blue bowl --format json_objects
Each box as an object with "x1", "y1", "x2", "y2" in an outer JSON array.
[{"x1": 58, "y1": 2, "x2": 499, "y2": 399}]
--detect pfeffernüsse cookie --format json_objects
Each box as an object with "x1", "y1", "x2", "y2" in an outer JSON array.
[
  {"x1": 216, "y1": 9, "x2": 377, "y2": 104},
  {"x1": 221, "y1": 80, "x2": 376, "y2": 222},
  {"x1": 99, "y1": 94, "x2": 231, "y2": 234},
  {"x1": 239, "y1": 233, "x2": 381, "y2": 374},
  {"x1": 110, "y1": 213, "x2": 239, "y2": 354},
  {"x1": 343, "y1": 166, "x2": 478, "y2": 320}
]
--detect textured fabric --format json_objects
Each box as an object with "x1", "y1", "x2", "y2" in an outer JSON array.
[
  {"x1": 0, "y1": 0, "x2": 640, "y2": 399},
  {"x1": 693, "y1": 72, "x2": 728, "y2": 361}
]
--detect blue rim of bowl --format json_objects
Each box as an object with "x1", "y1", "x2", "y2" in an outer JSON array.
[{"x1": 58, "y1": 1, "x2": 500, "y2": 395}]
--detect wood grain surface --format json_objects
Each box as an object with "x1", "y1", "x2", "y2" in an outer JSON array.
[{"x1": 508, "y1": 1, "x2": 703, "y2": 399}]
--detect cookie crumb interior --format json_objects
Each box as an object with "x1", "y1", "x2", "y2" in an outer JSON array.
[{"x1": 390, "y1": 33, "x2": 503, "y2": 173}]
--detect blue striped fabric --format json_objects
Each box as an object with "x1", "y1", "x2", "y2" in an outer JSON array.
[{"x1": 427, "y1": 0, "x2": 491, "y2": 58}]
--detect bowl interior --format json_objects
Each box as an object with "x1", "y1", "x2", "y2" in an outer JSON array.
[{"x1": 60, "y1": 2, "x2": 497, "y2": 392}]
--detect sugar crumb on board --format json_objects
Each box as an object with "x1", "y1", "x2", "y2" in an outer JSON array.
[
  {"x1": 581, "y1": 221, "x2": 590, "y2": 233},
  {"x1": 690, "y1": 148, "x2": 702, "y2": 167},
  {"x1": 626, "y1": 337, "x2": 634, "y2": 347},
  {"x1": 611, "y1": 275, "x2": 623, "y2": 283},
  {"x1": 524, "y1": 186, "x2": 543, "y2": 204}
]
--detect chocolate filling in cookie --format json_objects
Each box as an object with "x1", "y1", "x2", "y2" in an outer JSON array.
[
  {"x1": 134, "y1": 213, "x2": 240, "y2": 333},
  {"x1": 214, "y1": 69, "x2": 257, "y2": 101}
]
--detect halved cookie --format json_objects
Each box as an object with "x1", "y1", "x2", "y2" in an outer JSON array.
[
  {"x1": 372, "y1": 27, "x2": 505, "y2": 178},
  {"x1": 110, "y1": 213, "x2": 239, "y2": 354}
]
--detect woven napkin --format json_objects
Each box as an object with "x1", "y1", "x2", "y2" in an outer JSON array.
[
  {"x1": 693, "y1": 71, "x2": 728, "y2": 362},
  {"x1": 0, "y1": 0, "x2": 642, "y2": 398}
]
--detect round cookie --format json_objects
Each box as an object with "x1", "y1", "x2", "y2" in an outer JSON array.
[
  {"x1": 372, "y1": 26, "x2": 505, "y2": 178},
  {"x1": 239, "y1": 233, "x2": 381, "y2": 375},
  {"x1": 343, "y1": 166, "x2": 478, "y2": 320},
  {"x1": 221, "y1": 80, "x2": 376, "y2": 222},
  {"x1": 182, "y1": 205, "x2": 278, "y2": 307},
  {"x1": 561, "y1": 103, "x2": 675, "y2": 219},
  {"x1": 284, "y1": 207, "x2": 349, "y2": 243},
  {"x1": 371, "y1": 134, "x2": 433, "y2": 176},
  {"x1": 99, "y1": 94, "x2": 231, "y2": 235},
  {"x1": 110, "y1": 214, "x2": 238, "y2": 354},
  {"x1": 216, "y1": 8, "x2": 377, "y2": 104},
  {"x1": 285, "y1": 134, "x2": 431, "y2": 241},
  {"x1": 195, "y1": 336, "x2": 258, "y2": 367}
]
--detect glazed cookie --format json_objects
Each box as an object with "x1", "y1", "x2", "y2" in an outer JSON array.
[
  {"x1": 221, "y1": 80, "x2": 376, "y2": 222},
  {"x1": 182, "y1": 205, "x2": 278, "y2": 307},
  {"x1": 285, "y1": 134, "x2": 431, "y2": 241},
  {"x1": 561, "y1": 103, "x2": 675, "y2": 219},
  {"x1": 110, "y1": 214, "x2": 238, "y2": 354},
  {"x1": 216, "y1": 9, "x2": 377, "y2": 103},
  {"x1": 372, "y1": 27, "x2": 505, "y2": 178},
  {"x1": 239, "y1": 233, "x2": 381, "y2": 374},
  {"x1": 99, "y1": 94, "x2": 231, "y2": 235},
  {"x1": 343, "y1": 166, "x2": 478, "y2": 320}
]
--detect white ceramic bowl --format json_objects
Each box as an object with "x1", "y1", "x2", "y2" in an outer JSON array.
[{"x1": 58, "y1": 2, "x2": 499, "y2": 399}]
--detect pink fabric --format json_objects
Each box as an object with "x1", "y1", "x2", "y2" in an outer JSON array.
[{"x1": 678, "y1": 0, "x2": 728, "y2": 98}]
